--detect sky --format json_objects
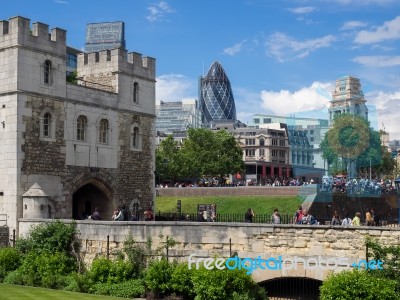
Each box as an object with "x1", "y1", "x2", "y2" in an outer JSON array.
[{"x1": 2, "y1": 0, "x2": 400, "y2": 139}]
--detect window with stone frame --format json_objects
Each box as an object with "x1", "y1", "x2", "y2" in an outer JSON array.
[
  {"x1": 133, "y1": 82, "x2": 139, "y2": 103},
  {"x1": 44, "y1": 60, "x2": 51, "y2": 84},
  {"x1": 77, "y1": 115, "x2": 87, "y2": 141},
  {"x1": 99, "y1": 119, "x2": 109, "y2": 144},
  {"x1": 43, "y1": 112, "x2": 51, "y2": 137},
  {"x1": 131, "y1": 125, "x2": 141, "y2": 150}
]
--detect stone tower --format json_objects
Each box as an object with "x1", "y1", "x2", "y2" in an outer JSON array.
[
  {"x1": 0, "y1": 16, "x2": 156, "y2": 234},
  {"x1": 329, "y1": 75, "x2": 368, "y2": 125}
]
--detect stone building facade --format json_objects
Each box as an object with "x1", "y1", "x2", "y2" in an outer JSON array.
[
  {"x1": 0, "y1": 16, "x2": 156, "y2": 233},
  {"x1": 229, "y1": 123, "x2": 291, "y2": 183}
]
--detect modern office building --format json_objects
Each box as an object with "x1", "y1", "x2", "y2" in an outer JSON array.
[
  {"x1": 199, "y1": 61, "x2": 237, "y2": 127},
  {"x1": 156, "y1": 99, "x2": 201, "y2": 135},
  {"x1": 66, "y1": 46, "x2": 80, "y2": 78},
  {"x1": 329, "y1": 75, "x2": 368, "y2": 124},
  {"x1": 85, "y1": 21, "x2": 126, "y2": 52}
]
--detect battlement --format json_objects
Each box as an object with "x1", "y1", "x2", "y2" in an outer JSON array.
[
  {"x1": 78, "y1": 48, "x2": 155, "y2": 78},
  {"x1": 0, "y1": 16, "x2": 66, "y2": 55}
]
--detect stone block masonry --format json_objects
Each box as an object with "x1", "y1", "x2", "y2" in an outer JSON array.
[{"x1": 18, "y1": 219, "x2": 400, "y2": 282}]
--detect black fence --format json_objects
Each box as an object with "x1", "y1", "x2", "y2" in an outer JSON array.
[{"x1": 155, "y1": 211, "x2": 400, "y2": 227}]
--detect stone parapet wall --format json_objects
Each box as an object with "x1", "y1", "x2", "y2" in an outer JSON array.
[{"x1": 18, "y1": 219, "x2": 400, "y2": 281}]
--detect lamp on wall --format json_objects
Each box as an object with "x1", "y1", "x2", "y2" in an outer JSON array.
[{"x1": 1, "y1": 121, "x2": 4, "y2": 128}]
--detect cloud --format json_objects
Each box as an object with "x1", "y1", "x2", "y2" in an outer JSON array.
[
  {"x1": 367, "y1": 90, "x2": 400, "y2": 139},
  {"x1": 288, "y1": 6, "x2": 318, "y2": 14},
  {"x1": 341, "y1": 21, "x2": 367, "y2": 30},
  {"x1": 267, "y1": 33, "x2": 336, "y2": 62},
  {"x1": 354, "y1": 16, "x2": 400, "y2": 44},
  {"x1": 156, "y1": 74, "x2": 196, "y2": 103},
  {"x1": 147, "y1": 1, "x2": 174, "y2": 22},
  {"x1": 54, "y1": 0, "x2": 68, "y2": 4},
  {"x1": 223, "y1": 40, "x2": 246, "y2": 56},
  {"x1": 259, "y1": 82, "x2": 333, "y2": 116},
  {"x1": 352, "y1": 55, "x2": 400, "y2": 67}
]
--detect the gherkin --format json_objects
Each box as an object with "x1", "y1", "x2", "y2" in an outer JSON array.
[{"x1": 199, "y1": 61, "x2": 237, "y2": 125}]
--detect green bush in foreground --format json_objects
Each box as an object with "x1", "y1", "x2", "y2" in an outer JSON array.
[
  {"x1": 4, "y1": 251, "x2": 77, "y2": 289},
  {"x1": 91, "y1": 279, "x2": 145, "y2": 298},
  {"x1": 0, "y1": 248, "x2": 21, "y2": 282},
  {"x1": 320, "y1": 270, "x2": 399, "y2": 300},
  {"x1": 145, "y1": 259, "x2": 266, "y2": 300}
]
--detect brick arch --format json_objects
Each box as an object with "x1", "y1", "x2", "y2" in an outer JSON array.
[{"x1": 70, "y1": 174, "x2": 115, "y2": 220}]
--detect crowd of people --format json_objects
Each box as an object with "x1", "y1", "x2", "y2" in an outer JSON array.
[
  {"x1": 87, "y1": 205, "x2": 154, "y2": 221},
  {"x1": 243, "y1": 206, "x2": 383, "y2": 227},
  {"x1": 321, "y1": 178, "x2": 397, "y2": 195}
]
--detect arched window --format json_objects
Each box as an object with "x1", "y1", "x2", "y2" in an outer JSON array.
[
  {"x1": 43, "y1": 112, "x2": 51, "y2": 137},
  {"x1": 44, "y1": 60, "x2": 51, "y2": 84},
  {"x1": 77, "y1": 115, "x2": 87, "y2": 141},
  {"x1": 99, "y1": 119, "x2": 109, "y2": 144},
  {"x1": 133, "y1": 82, "x2": 139, "y2": 103},
  {"x1": 259, "y1": 138, "x2": 265, "y2": 146},
  {"x1": 132, "y1": 126, "x2": 139, "y2": 148}
]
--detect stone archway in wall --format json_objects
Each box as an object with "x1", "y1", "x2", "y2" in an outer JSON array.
[
  {"x1": 260, "y1": 277, "x2": 322, "y2": 300},
  {"x1": 72, "y1": 177, "x2": 114, "y2": 220}
]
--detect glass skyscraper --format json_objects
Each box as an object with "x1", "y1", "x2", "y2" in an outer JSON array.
[
  {"x1": 199, "y1": 61, "x2": 237, "y2": 125},
  {"x1": 85, "y1": 21, "x2": 126, "y2": 52}
]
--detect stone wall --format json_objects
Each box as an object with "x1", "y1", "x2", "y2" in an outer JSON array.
[
  {"x1": 18, "y1": 219, "x2": 400, "y2": 282},
  {"x1": 0, "y1": 226, "x2": 9, "y2": 247}
]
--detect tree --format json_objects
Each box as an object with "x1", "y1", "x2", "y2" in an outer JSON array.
[
  {"x1": 156, "y1": 135, "x2": 185, "y2": 183},
  {"x1": 181, "y1": 128, "x2": 245, "y2": 181},
  {"x1": 321, "y1": 114, "x2": 394, "y2": 178}
]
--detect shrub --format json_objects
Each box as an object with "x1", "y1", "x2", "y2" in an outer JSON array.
[
  {"x1": 87, "y1": 256, "x2": 136, "y2": 286},
  {"x1": 320, "y1": 270, "x2": 399, "y2": 300},
  {"x1": 15, "y1": 220, "x2": 77, "y2": 254},
  {"x1": 0, "y1": 247, "x2": 21, "y2": 282},
  {"x1": 170, "y1": 262, "x2": 195, "y2": 299},
  {"x1": 6, "y1": 251, "x2": 77, "y2": 288},
  {"x1": 145, "y1": 258, "x2": 176, "y2": 297},
  {"x1": 191, "y1": 265, "x2": 266, "y2": 300},
  {"x1": 91, "y1": 279, "x2": 145, "y2": 298},
  {"x1": 4, "y1": 268, "x2": 26, "y2": 285}
]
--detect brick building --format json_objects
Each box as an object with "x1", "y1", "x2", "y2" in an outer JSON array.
[{"x1": 0, "y1": 16, "x2": 156, "y2": 233}]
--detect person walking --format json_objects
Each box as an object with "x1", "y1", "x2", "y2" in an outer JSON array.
[
  {"x1": 271, "y1": 208, "x2": 281, "y2": 224},
  {"x1": 245, "y1": 208, "x2": 255, "y2": 223},
  {"x1": 331, "y1": 210, "x2": 341, "y2": 225},
  {"x1": 341, "y1": 213, "x2": 352, "y2": 226},
  {"x1": 91, "y1": 207, "x2": 101, "y2": 220},
  {"x1": 352, "y1": 212, "x2": 361, "y2": 226}
]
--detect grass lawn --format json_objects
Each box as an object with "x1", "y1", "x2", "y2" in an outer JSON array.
[
  {"x1": 155, "y1": 195, "x2": 303, "y2": 215},
  {"x1": 0, "y1": 284, "x2": 143, "y2": 300}
]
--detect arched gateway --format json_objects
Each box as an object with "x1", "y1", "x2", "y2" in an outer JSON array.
[
  {"x1": 260, "y1": 277, "x2": 322, "y2": 300},
  {"x1": 72, "y1": 178, "x2": 114, "y2": 220}
]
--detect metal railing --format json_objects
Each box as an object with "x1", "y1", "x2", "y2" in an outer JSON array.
[{"x1": 154, "y1": 212, "x2": 400, "y2": 227}]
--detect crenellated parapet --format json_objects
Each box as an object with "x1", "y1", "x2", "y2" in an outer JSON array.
[
  {"x1": 77, "y1": 48, "x2": 155, "y2": 93},
  {"x1": 0, "y1": 16, "x2": 66, "y2": 55}
]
